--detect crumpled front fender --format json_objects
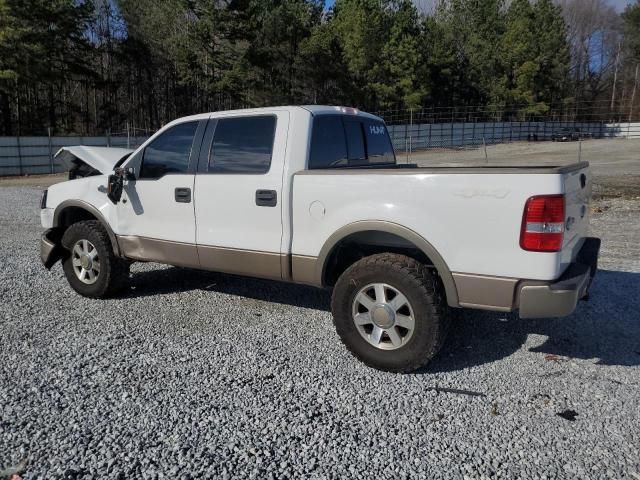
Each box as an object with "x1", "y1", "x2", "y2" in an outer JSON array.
[{"x1": 40, "y1": 228, "x2": 64, "y2": 269}]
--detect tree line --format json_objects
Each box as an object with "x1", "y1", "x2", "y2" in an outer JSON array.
[{"x1": 0, "y1": 0, "x2": 639, "y2": 136}]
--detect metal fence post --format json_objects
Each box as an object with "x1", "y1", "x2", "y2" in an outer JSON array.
[
  {"x1": 404, "y1": 121, "x2": 408, "y2": 159},
  {"x1": 450, "y1": 121, "x2": 454, "y2": 147},
  {"x1": 462, "y1": 121, "x2": 465, "y2": 148},
  {"x1": 48, "y1": 127, "x2": 54, "y2": 173},
  {"x1": 579, "y1": 138, "x2": 582, "y2": 162},
  {"x1": 407, "y1": 108, "x2": 413, "y2": 163},
  {"x1": 472, "y1": 121, "x2": 476, "y2": 147},
  {"x1": 16, "y1": 135, "x2": 22, "y2": 176},
  {"x1": 483, "y1": 137, "x2": 488, "y2": 163}
]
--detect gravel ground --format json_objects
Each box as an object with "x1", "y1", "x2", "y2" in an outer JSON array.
[{"x1": 1, "y1": 186, "x2": 639, "y2": 479}]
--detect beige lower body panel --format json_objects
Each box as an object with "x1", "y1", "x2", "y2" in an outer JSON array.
[
  {"x1": 118, "y1": 236, "x2": 284, "y2": 280},
  {"x1": 198, "y1": 245, "x2": 282, "y2": 281},
  {"x1": 453, "y1": 273, "x2": 520, "y2": 311},
  {"x1": 291, "y1": 254, "x2": 319, "y2": 286},
  {"x1": 118, "y1": 235, "x2": 200, "y2": 268}
]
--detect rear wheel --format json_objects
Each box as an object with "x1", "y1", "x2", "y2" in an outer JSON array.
[
  {"x1": 331, "y1": 253, "x2": 450, "y2": 373},
  {"x1": 61, "y1": 220, "x2": 129, "y2": 298}
]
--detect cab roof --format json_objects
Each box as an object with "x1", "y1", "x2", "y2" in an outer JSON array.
[{"x1": 167, "y1": 105, "x2": 383, "y2": 127}]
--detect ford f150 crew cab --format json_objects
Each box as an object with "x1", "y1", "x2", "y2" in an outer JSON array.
[{"x1": 40, "y1": 106, "x2": 600, "y2": 372}]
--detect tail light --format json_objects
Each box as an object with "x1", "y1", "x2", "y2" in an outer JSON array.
[{"x1": 520, "y1": 195, "x2": 565, "y2": 252}]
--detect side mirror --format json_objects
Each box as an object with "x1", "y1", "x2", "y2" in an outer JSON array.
[
  {"x1": 107, "y1": 167, "x2": 135, "y2": 204},
  {"x1": 122, "y1": 166, "x2": 136, "y2": 180},
  {"x1": 107, "y1": 174, "x2": 123, "y2": 204}
]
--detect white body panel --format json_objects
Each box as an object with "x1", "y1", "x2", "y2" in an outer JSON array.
[
  {"x1": 116, "y1": 174, "x2": 196, "y2": 244},
  {"x1": 194, "y1": 110, "x2": 290, "y2": 253},
  {"x1": 43, "y1": 175, "x2": 118, "y2": 228},
  {"x1": 42, "y1": 106, "x2": 591, "y2": 292},
  {"x1": 291, "y1": 171, "x2": 571, "y2": 281}
]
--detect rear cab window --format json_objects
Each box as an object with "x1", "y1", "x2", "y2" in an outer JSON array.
[{"x1": 308, "y1": 115, "x2": 395, "y2": 169}]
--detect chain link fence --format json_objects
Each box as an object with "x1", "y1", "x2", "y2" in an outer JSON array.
[{"x1": 1, "y1": 106, "x2": 639, "y2": 176}]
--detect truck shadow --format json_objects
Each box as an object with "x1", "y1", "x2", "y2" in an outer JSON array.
[
  {"x1": 125, "y1": 265, "x2": 332, "y2": 311},
  {"x1": 125, "y1": 267, "x2": 640, "y2": 370},
  {"x1": 427, "y1": 269, "x2": 640, "y2": 372}
]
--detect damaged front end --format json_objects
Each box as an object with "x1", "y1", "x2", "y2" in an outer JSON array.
[
  {"x1": 55, "y1": 146, "x2": 134, "y2": 180},
  {"x1": 40, "y1": 228, "x2": 64, "y2": 269}
]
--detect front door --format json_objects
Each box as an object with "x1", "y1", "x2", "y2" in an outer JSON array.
[
  {"x1": 116, "y1": 120, "x2": 205, "y2": 267},
  {"x1": 194, "y1": 111, "x2": 289, "y2": 279}
]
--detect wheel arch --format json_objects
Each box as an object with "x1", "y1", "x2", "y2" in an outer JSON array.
[
  {"x1": 53, "y1": 200, "x2": 121, "y2": 257},
  {"x1": 316, "y1": 221, "x2": 459, "y2": 307}
]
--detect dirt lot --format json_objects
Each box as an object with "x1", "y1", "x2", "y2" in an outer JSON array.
[
  {"x1": 0, "y1": 173, "x2": 67, "y2": 188},
  {"x1": 407, "y1": 137, "x2": 640, "y2": 176}
]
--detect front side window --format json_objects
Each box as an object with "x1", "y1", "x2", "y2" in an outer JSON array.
[
  {"x1": 140, "y1": 121, "x2": 198, "y2": 179},
  {"x1": 208, "y1": 116, "x2": 276, "y2": 173}
]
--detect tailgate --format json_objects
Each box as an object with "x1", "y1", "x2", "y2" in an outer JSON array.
[{"x1": 560, "y1": 163, "x2": 592, "y2": 269}]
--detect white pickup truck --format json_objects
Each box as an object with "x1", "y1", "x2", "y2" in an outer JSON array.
[{"x1": 40, "y1": 106, "x2": 600, "y2": 372}]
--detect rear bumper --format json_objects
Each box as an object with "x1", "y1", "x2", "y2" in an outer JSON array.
[
  {"x1": 518, "y1": 237, "x2": 600, "y2": 318},
  {"x1": 453, "y1": 237, "x2": 600, "y2": 318}
]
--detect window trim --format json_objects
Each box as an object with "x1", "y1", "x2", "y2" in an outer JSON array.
[
  {"x1": 199, "y1": 114, "x2": 278, "y2": 175},
  {"x1": 138, "y1": 120, "x2": 205, "y2": 180}
]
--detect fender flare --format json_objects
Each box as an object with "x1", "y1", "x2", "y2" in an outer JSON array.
[
  {"x1": 52, "y1": 200, "x2": 121, "y2": 257},
  {"x1": 316, "y1": 221, "x2": 459, "y2": 307}
]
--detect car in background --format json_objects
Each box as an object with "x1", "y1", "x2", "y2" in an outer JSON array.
[{"x1": 551, "y1": 127, "x2": 592, "y2": 142}]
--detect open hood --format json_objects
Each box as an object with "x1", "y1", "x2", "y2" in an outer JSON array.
[{"x1": 55, "y1": 146, "x2": 134, "y2": 175}]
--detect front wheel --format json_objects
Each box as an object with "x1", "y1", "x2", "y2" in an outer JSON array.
[
  {"x1": 331, "y1": 253, "x2": 450, "y2": 373},
  {"x1": 61, "y1": 220, "x2": 129, "y2": 298}
]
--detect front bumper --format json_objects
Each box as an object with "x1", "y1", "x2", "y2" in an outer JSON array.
[
  {"x1": 518, "y1": 237, "x2": 600, "y2": 318},
  {"x1": 40, "y1": 228, "x2": 64, "y2": 269}
]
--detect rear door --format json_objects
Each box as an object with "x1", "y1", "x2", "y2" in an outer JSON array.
[{"x1": 193, "y1": 111, "x2": 289, "y2": 280}]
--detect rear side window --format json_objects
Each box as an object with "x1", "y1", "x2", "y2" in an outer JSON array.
[
  {"x1": 309, "y1": 115, "x2": 395, "y2": 169},
  {"x1": 140, "y1": 121, "x2": 198, "y2": 179},
  {"x1": 209, "y1": 116, "x2": 276, "y2": 173}
]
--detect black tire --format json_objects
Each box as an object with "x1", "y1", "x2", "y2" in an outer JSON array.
[
  {"x1": 61, "y1": 220, "x2": 129, "y2": 298},
  {"x1": 331, "y1": 253, "x2": 450, "y2": 373}
]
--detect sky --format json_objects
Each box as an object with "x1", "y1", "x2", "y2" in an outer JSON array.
[{"x1": 606, "y1": 0, "x2": 634, "y2": 12}]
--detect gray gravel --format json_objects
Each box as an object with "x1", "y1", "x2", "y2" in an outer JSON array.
[{"x1": 1, "y1": 186, "x2": 639, "y2": 479}]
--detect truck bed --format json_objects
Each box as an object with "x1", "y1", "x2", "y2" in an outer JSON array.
[
  {"x1": 291, "y1": 161, "x2": 591, "y2": 284},
  {"x1": 295, "y1": 161, "x2": 589, "y2": 175}
]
